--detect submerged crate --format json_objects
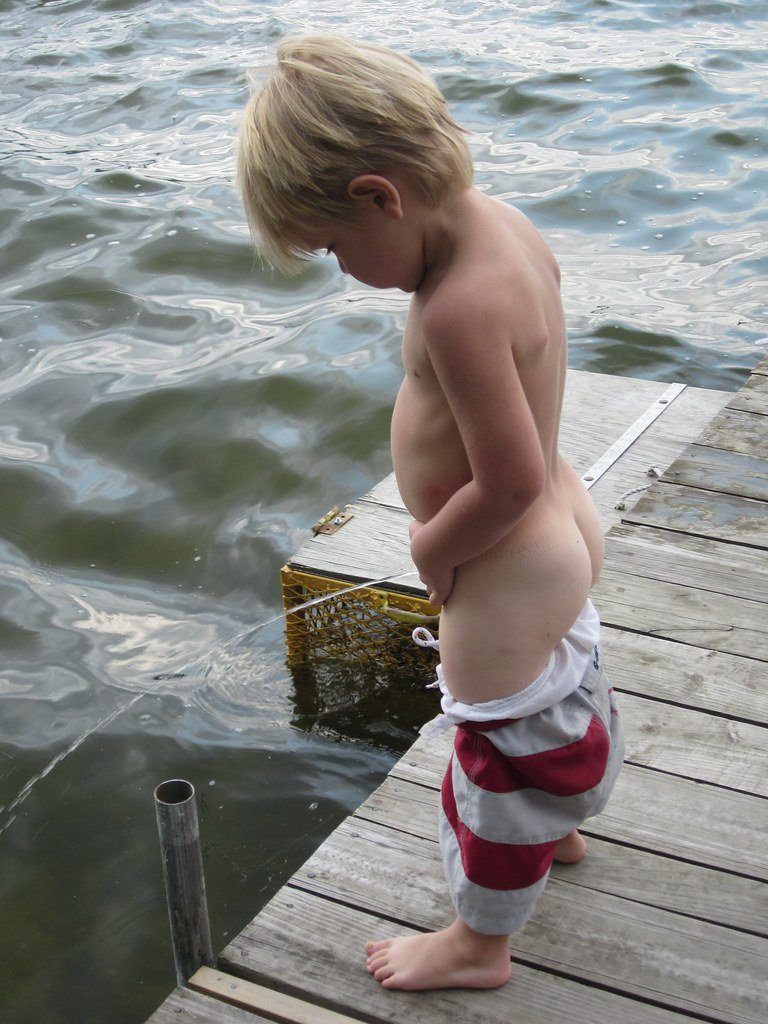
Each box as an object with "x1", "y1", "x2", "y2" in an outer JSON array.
[{"x1": 281, "y1": 564, "x2": 438, "y2": 673}]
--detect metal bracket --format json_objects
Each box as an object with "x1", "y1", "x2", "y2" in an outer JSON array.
[
  {"x1": 580, "y1": 381, "x2": 687, "y2": 489},
  {"x1": 311, "y1": 505, "x2": 354, "y2": 536}
]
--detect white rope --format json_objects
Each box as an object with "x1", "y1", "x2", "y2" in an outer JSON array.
[
  {"x1": 411, "y1": 626, "x2": 442, "y2": 688},
  {"x1": 614, "y1": 464, "x2": 664, "y2": 510}
]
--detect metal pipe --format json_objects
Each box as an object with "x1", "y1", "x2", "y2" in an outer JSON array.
[{"x1": 154, "y1": 779, "x2": 214, "y2": 986}]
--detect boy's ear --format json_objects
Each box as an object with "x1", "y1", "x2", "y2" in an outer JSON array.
[{"x1": 347, "y1": 175, "x2": 403, "y2": 218}]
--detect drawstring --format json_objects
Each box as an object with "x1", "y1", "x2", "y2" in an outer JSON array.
[
  {"x1": 412, "y1": 626, "x2": 439, "y2": 649},
  {"x1": 412, "y1": 627, "x2": 442, "y2": 689}
]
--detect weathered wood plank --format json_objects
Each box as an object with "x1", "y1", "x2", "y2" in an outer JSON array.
[
  {"x1": 290, "y1": 444, "x2": 758, "y2": 628},
  {"x1": 189, "y1": 967, "x2": 364, "y2": 1024},
  {"x1": 726, "y1": 373, "x2": 768, "y2": 416},
  {"x1": 585, "y1": 384, "x2": 732, "y2": 522},
  {"x1": 692, "y1": 406, "x2": 768, "y2": 458},
  {"x1": 601, "y1": 624, "x2": 766, "y2": 724},
  {"x1": 659, "y1": 444, "x2": 768, "y2": 502},
  {"x1": 593, "y1": 565, "x2": 768, "y2": 660},
  {"x1": 290, "y1": 504, "x2": 768, "y2": 665},
  {"x1": 282, "y1": 817, "x2": 768, "y2": 1024},
  {"x1": 621, "y1": 481, "x2": 768, "y2": 548},
  {"x1": 145, "y1": 985, "x2": 272, "y2": 1023},
  {"x1": 221, "y1": 885, "x2": 705, "y2": 1024},
  {"x1": 391, "y1": 732, "x2": 768, "y2": 879},
  {"x1": 289, "y1": 498, "x2": 412, "y2": 583},
  {"x1": 354, "y1": 774, "x2": 767, "y2": 935},
  {"x1": 603, "y1": 523, "x2": 768, "y2": 606},
  {"x1": 618, "y1": 691, "x2": 767, "y2": 795}
]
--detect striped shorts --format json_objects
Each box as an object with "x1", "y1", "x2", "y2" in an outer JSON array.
[{"x1": 438, "y1": 643, "x2": 625, "y2": 935}]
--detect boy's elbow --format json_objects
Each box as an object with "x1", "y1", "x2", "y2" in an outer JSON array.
[
  {"x1": 529, "y1": 456, "x2": 547, "y2": 501},
  {"x1": 514, "y1": 476, "x2": 545, "y2": 514},
  {"x1": 477, "y1": 485, "x2": 537, "y2": 526},
  {"x1": 494, "y1": 463, "x2": 546, "y2": 516}
]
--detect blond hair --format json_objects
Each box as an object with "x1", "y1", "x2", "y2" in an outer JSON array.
[{"x1": 236, "y1": 33, "x2": 474, "y2": 276}]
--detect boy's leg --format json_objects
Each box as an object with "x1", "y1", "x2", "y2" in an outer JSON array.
[
  {"x1": 362, "y1": 725, "x2": 553, "y2": 992},
  {"x1": 554, "y1": 827, "x2": 588, "y2": 863},
  {"x1": 362, "y1": 825, "x2": 585, "y2": 991},
  {"x1": 364, "y1": 650, "x2": 623, "y2": 992}
]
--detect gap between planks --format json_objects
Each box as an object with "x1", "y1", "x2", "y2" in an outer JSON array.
[
  {"x1": 347, "y1": 778, "x2": 768, "y2": 936},
  {"x1": 390, "y1": 734, "x2": 768, "y2": 880},
  {"x1": 264, "y1": 817, "x2": 768, "y2": 1024},
  {"x1": 237, "y1": 815, "x2": 765, "y2": 1024},
  {"x1": 189, "y1": 967, "x2": 367, "y2": 1024},
  {"x1": 221, "y1": 885, "x2": 714, "y2": 1024},
  {"x1": 145, "y1": 986, "x2": 275, "y2": 1024}
]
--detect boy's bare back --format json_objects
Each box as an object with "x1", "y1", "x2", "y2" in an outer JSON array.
[{"x1": 392, "y1": 190, "x2": 605, "y2": 703}]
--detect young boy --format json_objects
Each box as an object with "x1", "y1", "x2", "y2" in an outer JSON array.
[{"x1": 237, "y1": 33, "x2": 625, "y2": 992}]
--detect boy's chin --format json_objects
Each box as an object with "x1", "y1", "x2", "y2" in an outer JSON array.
[
  {"x1": 348, "y1": 261, "x2": 421, "y2": 291},
  {"x1": 353, "y1": 270, "x2": 398, "y2": 290},
  {"x1": 373, "y1": 269, "x2": 422, "y2": 292}
]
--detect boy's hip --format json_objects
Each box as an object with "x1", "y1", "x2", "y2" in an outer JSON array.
[
  {"x1": 452, "y1": 639, "x2": 615, "y2": 738},
  {"x1": 414, "y1": 596, "x2": 604, "y2": 724}
]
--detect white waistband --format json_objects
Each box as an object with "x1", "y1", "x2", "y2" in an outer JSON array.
[{"x1": 412, "y1": 597, "x2": 601, "y2": 723}]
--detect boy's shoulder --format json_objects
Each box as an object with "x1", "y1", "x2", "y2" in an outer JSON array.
[
  {"x1": 421, "y1": 260, "x2": 550, "y2": 352},
  {"x1": 421, "y1": 200, "x2": 557, "y2": 350}
]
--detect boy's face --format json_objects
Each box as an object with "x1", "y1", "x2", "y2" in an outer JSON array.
[{"x1": 297, "y1": 173, "x2": 428, "y2": 292}]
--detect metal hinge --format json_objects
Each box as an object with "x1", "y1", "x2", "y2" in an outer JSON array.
[{"x1": 311, "y1": 505, "x2": 354, "y2": 536}]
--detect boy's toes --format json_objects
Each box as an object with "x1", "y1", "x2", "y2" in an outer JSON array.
[
  {"x1": 366, "y1": 953, "x2": 388, "y2": 974},
  {"x1": 365, "y1": 938, "x2": 391, "y2": 956},
  {"x1": 374, "y1": 963, "x2": 395, "y2": 982}
]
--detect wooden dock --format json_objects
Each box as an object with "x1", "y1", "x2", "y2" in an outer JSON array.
[{"x1": 147, "y1": 356, "x2": 768, "y2": 1024}]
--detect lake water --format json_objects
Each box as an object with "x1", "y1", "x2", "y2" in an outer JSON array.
[{"x1": 1, "y1": 1, "x2": 766, "y2": 1021}]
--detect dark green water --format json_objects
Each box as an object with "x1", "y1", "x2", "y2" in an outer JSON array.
[{"x1": 1, "y1": 1, "x2": 767, "y2": 1021}]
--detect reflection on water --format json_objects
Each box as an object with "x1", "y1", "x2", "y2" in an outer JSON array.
[
  {"x1": 1, "y1": 0, "x2": 767, "y2": 1021},
  {"x1": 0, "y1": 564, "x2": 421, "y2": 836}
]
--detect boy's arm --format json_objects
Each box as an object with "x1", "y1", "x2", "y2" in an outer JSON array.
[{"x1": 410, "y1": 291, "x2": 547, "y2": 574}]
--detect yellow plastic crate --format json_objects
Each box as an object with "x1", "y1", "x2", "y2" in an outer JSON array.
[{"x1": 280, "y1": 564, "x2": 440, "y2": 675}]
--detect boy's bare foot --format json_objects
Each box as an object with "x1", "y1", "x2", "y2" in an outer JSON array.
[
  {"x1": 363, "y1": 834, "x2": 585, "y2": 991},
  {"x1": 553, "y1": 828, "x2": 587, "y2": 863},
  {"x1": 364, "y1": 917, "x2": 510, "y2": 991}
]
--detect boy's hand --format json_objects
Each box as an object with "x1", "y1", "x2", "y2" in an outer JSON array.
[{"x1": 409, "y1": 520, "x2": 455, "y2": 608}]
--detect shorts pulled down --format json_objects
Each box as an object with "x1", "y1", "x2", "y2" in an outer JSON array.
[{"x1": 429, "y1": 641, "x2": 625, "y2": 935}]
